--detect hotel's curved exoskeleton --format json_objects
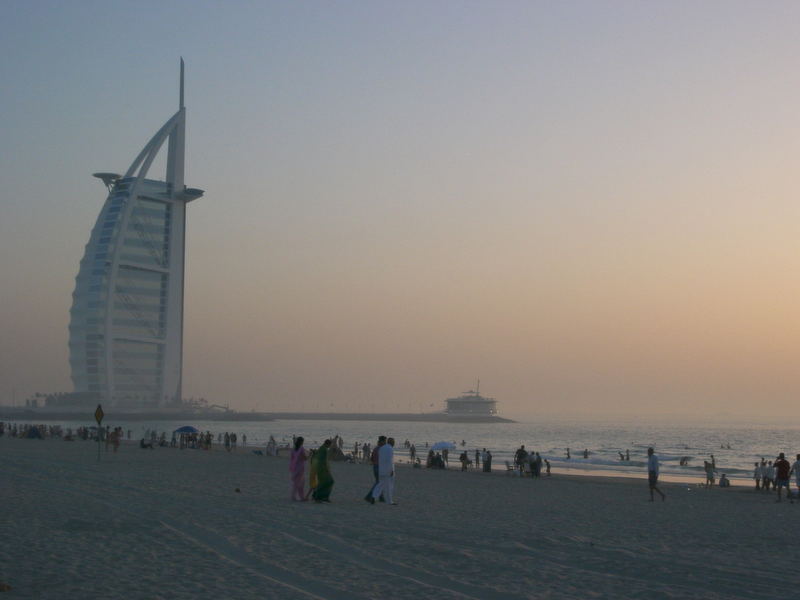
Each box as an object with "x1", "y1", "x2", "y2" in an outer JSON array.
[{"x1": 69, "y1": 60, "x2": 203, "y2": 408}]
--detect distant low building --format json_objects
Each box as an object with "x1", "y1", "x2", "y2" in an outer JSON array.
[{"x1": 444, "y1": 388, "x2": 498, "y2": 416}]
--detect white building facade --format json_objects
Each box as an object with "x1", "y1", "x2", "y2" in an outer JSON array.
[{"x1": 68, "y1": 61, "x2": 203, "y2": 408}]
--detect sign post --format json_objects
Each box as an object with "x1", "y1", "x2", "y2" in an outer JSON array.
[{"x1": 94, "y1": 404, "x2": 104, "y2": 462}]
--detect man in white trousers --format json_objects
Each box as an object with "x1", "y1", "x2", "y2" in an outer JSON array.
[{"x1": 371, "y1": 437, "x2": 397, "y2": 505}]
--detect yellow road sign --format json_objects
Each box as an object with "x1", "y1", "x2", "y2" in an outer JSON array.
[{"x1": 94, "y1": 404, "x2": 104, "y2": 425}]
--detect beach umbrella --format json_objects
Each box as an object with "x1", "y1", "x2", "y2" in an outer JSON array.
[
  {"x1": 431, "y1": 441, "x2": 456, "y2": 451},
  {"x1": 173, "y1": 425, "x2": 199, "y2": 434}
]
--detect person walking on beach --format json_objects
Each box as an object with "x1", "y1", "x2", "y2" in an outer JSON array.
[
  {"x1": 364, "y1": 436, "x2": 386, "y2": 503},
  {"x1": 485, "y1": 450, "x2": 493, "y2": 472},
  {"x1": 647, "y1": 447, "x2": 666, "y2": 502},
  {"x1": 312, "y1": 439, "x2": 334, "y2": 503},
  {"x1": 475, "y1": 448, "x2": 480, "y2": 470},
  {"x1": 774, "y1": 452, "x2": 792, "y2": 503},
  {"x1": 370, "y1": 437, "x2": 397, "y2": 505},
  {"x1": 289, "y1": 436, "x2": 308, "y2": 502},
  {"x1": 753, "y1": 462, "x2": 762, "y2": 490}
]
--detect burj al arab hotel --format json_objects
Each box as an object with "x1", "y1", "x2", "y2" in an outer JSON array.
[{"x1": 68, "y1": 60, "x2": 203, "y2": 409}]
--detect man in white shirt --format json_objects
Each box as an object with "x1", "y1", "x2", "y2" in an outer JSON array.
[
  {"x1": 371, "y1": 437, "x2": 397, "y2": 505},
  {"x1": 790, "y1": 454, "x2": 800, "y2": 503},
  {"x1": 647, "y1": 447, "x2": 666, "y2": 502}
]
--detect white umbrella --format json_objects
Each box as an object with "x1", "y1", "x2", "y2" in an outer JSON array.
[{"x1": 431, "y1": 441, "x2": 456, "y2": 451}]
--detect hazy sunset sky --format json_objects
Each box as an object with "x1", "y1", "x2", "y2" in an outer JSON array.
[{"x1": 2, "y1": 1, "x2": 800, "y2": 419}]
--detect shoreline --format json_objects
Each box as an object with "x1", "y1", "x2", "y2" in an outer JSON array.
[
  {"x1": 125, "y1": 437, "x2": 755, "y2": 488},
  {"x1": 2, "y1": 419, "x2": 758, "y2": 487},
  {"x1": 0, "y1": 408, "x2": 515, "y2": 423}
]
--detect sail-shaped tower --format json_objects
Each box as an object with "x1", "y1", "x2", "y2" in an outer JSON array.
[{"x1": 68, "y1": 60, "x2": 203, "y2": 409}]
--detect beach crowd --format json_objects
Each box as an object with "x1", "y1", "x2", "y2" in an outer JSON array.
[{"x1": 3, "y1": 420, "x2": 800, "y2": 504}]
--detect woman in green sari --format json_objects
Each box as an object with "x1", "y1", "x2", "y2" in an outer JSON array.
[{"x1": 312, "y1": 439, "x2": 334, "y2": 502}]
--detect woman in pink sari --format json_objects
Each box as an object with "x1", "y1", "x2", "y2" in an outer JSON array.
[{"x1": 289, "y1": 436, "x2": 308, "y2": 501}]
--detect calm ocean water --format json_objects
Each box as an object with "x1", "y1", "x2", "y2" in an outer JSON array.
[{"x1": 21, "y1": 415, "x2": 800, "y2": 483}]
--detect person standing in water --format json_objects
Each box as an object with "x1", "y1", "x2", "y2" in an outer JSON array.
[
  {"x1": 647, "y1": 447, "x2": 666, "y2": 502},
  {"x1": 289, "y1": 436, "x2": 308, "y2": 501}
]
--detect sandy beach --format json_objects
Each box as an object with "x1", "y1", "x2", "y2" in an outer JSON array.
[{"x1": 1, "y1": 436, "x2": 797, "y2": 599}]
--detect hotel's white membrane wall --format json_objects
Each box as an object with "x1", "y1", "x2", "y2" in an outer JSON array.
[
  {"x1": 69, "y1": 178, "x2": 183, "y2": 408},
  {"x1": 68, "y1": 63, "x2": 199, "y2": 409}
]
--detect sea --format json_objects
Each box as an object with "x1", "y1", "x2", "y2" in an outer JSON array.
[{"x1": 18, "y1": 414, "x2": 799, "y2": 484}]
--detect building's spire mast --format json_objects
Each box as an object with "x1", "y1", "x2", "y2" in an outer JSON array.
[
  {"x1": 179, "y1": 57, "x2": 185, "y2": 109},
  {"x1": 166, "y1": 58, "x2": 186, "y2": 191}
]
